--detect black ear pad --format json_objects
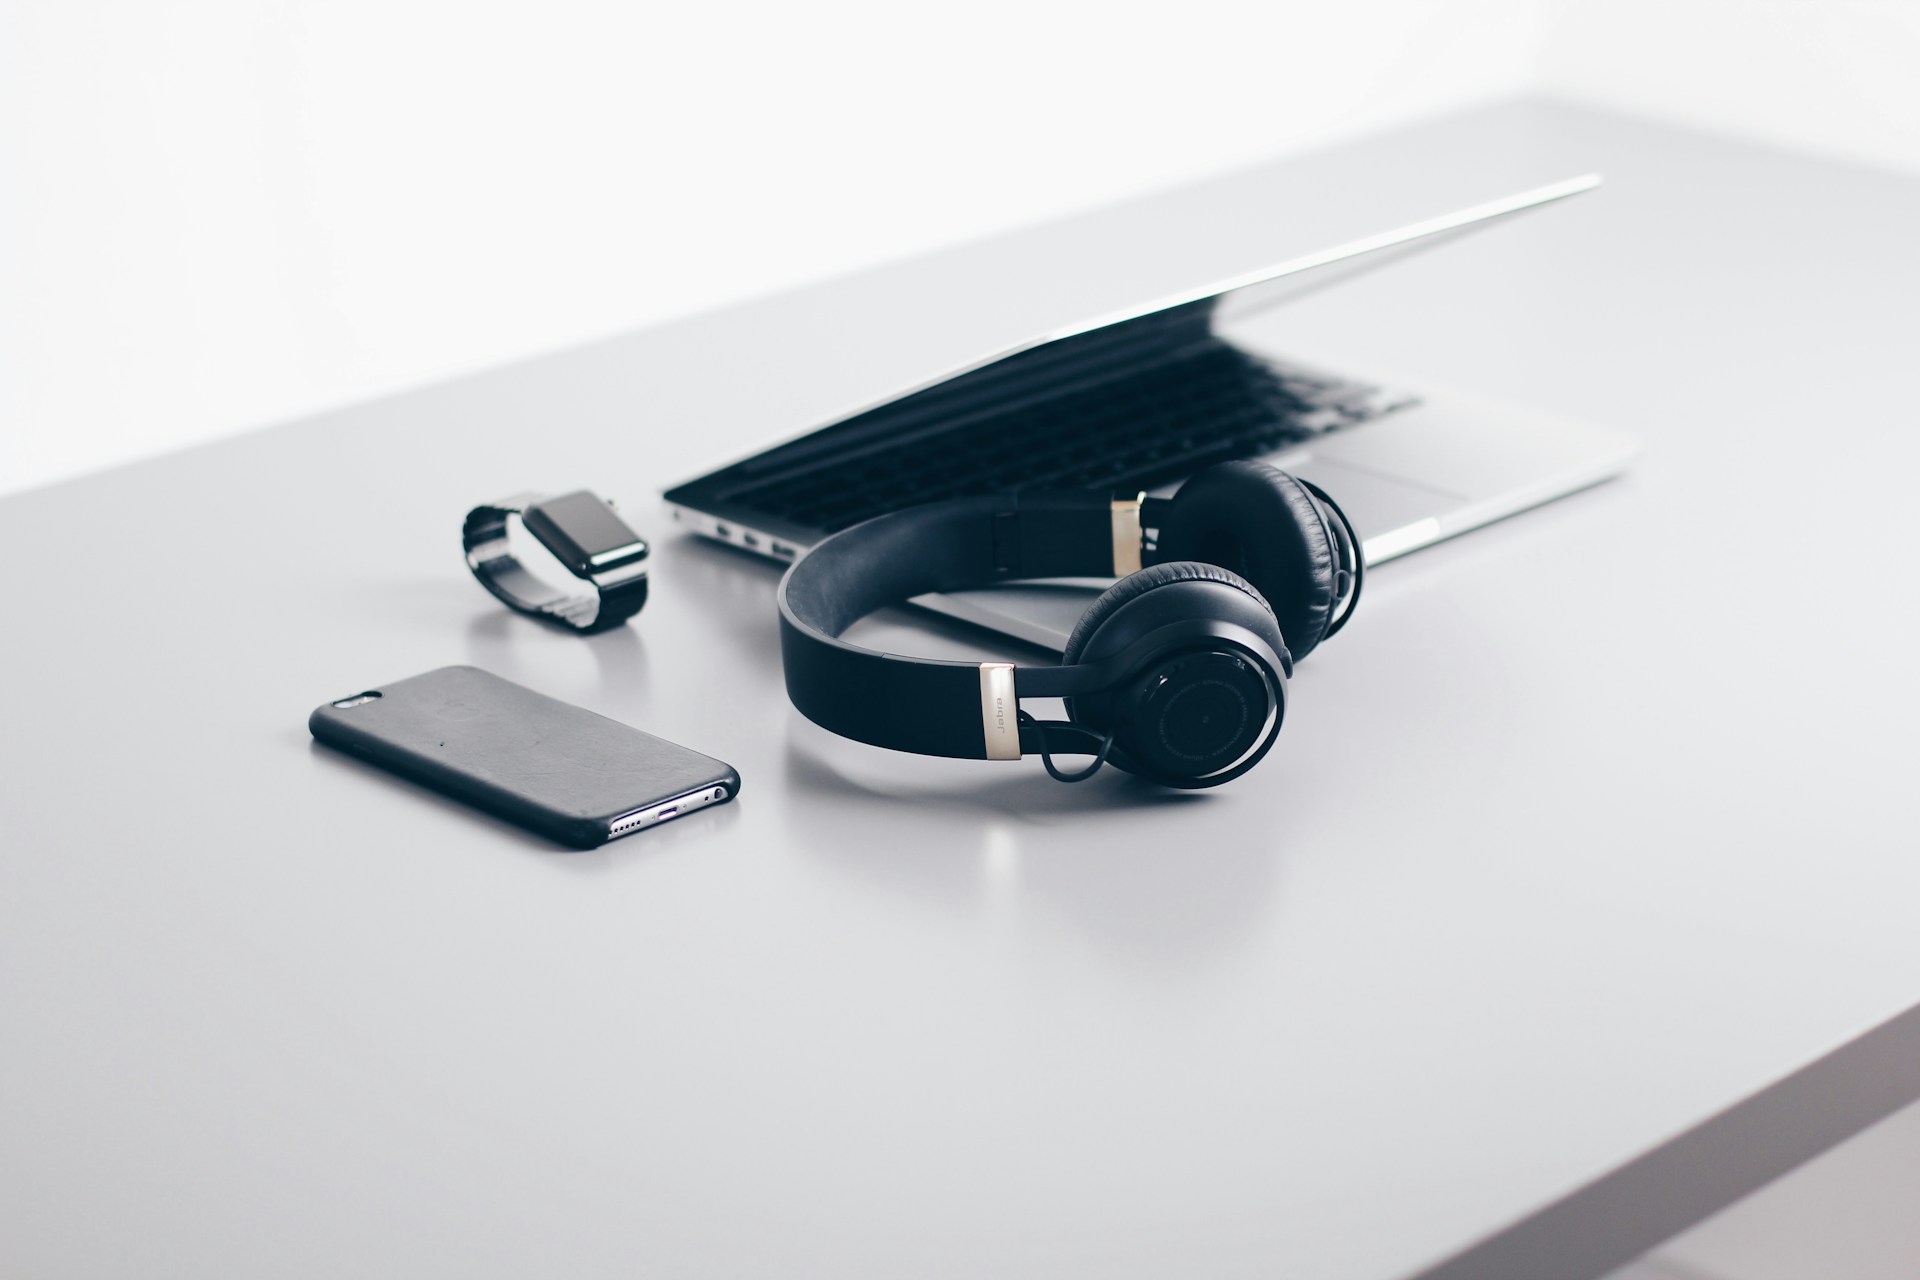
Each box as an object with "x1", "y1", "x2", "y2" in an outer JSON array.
[
  {"x1": 1062, "y1": 562, "x2": 1289, "y2": 782},
  {"x1": 1063, "y1": 560, "x2": 1279, "y2": 666},
  {"x1": 1156, "y1": 460, "x2": 1340, "y2": 660}
]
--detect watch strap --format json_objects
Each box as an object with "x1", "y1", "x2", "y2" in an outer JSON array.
[{"x1": 462, "y1": 492, "x2": 649, "y2": 634}]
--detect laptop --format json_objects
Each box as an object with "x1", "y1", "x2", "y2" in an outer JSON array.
[{"x1": 663, "y1": 175, "x2": 1640, "y2": 652}]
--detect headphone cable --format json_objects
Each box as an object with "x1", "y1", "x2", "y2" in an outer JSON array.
[{"x1": 1019, "y1": 711, "x2": 1120, "y2": 783}]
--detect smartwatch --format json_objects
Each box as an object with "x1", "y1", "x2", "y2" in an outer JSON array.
[{"x1": 462, "y1": 490, "x2": 650, "y2": 633}]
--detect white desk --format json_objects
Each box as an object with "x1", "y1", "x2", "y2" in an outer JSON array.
[{"x1": 4, "y1": 101, "x2": 1918, "y2": 1279}]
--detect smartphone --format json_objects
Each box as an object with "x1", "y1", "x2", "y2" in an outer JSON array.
[{"x1": 309, "y1": 665, "x2": 739, "y2": 847}]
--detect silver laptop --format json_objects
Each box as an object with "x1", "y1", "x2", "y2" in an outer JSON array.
[{"x1": 663, "y1": 175, "x2": 1640, "y2": 651}]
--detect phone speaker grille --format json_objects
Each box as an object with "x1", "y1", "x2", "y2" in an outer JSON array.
[{"x1": 608, "y1": 786, "x2": 728, "y2": 839}]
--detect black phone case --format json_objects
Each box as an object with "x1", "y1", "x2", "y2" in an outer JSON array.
[{"x1": 309, "y1": 665, "x2": 739, "y2": 847}]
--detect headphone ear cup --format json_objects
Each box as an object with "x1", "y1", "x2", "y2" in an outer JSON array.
[
  {"x1": 1157, "y1": 460, "x2": 1341, "y2": 661},
  {"x1": 1062, "y1": 560, "x2": 1279, "y2": 667},
  {"x1": 1063, "y1": 561, "x2": 1288, "y2": 782}
]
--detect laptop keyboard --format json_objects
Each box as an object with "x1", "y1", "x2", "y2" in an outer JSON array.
[{"x1": 722, "y1": 342, "x2": 1407, "y2": 535}]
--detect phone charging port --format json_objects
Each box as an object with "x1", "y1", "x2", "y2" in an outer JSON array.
[{"x1": 609, "y1": 786, "x2": 724, "y2": 839}]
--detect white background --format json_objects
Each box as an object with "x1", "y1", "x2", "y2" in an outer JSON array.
[
  {"x1": 6, "y1": 7, "x2": 1920, "y2": 1278},
  {"x1": 3, "y1": 0, "x2": 1918, "y2": 495}
]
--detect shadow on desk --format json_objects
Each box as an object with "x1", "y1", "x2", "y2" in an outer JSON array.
[
  {"x1": 463, "y1": 608, "x2": 651, "y2": 698},
  {"x1": 784, "y1": 734, "x2": 1200, "y2": 817},
  {"x1": 658, "y1": 532, "x2": 787, "y2": 669},
  {"x1": 783, "y1": 736, "x2": 1284, "y2": 965},
  {"x1": 303, "y1": 736, "x2": 740, "y2": 865}
]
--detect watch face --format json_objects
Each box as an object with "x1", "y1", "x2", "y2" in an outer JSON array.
[{"x1": 523, "y1": 491, "x2": 649, "y2": 575}]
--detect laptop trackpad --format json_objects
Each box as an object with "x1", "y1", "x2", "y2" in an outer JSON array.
[{"x1": 1283, "y1": 457, "x2": 1461, "y2": 540}]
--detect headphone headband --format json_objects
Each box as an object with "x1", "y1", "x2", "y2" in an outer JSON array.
[
  {"x1": 778, "y1": 491, "x2": 1149, "y2": 761},
  {"x1": 775, "y1": 495, "x2": 1175, "y2": 759},
  {"x1": 777, "y1": 471, "x2": 1359, "y2": 780}
]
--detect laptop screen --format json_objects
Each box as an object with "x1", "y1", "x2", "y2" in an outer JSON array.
[{"x1": 664, "y1": 175, "x2": 1598, "y2": 545}]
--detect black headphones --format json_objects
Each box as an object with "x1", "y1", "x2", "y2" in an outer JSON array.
[{"x1": 776, "y1": 460, "x2": 1363, "y2": 788}]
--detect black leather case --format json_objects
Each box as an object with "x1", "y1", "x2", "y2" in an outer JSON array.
[{"x1": 309, "y1": 665, "x2": 738, "y2": 847}]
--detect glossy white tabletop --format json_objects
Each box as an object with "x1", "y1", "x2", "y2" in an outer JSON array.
[{"x1": 3, "y1": 101, "x2": 1918, "y2": 1280}]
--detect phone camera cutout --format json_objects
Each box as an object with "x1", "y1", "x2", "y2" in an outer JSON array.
[{"x1": 331, "y1": 691, "x2": 383, "y2": 709}]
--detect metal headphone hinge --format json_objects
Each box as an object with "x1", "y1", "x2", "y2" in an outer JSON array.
[
  {"x1": 1110, "y1": 493, "x2": 1145, "y2": 576},
  {"x1": 977, "y1": 663, "x2": 1021, "y2": 761}
]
